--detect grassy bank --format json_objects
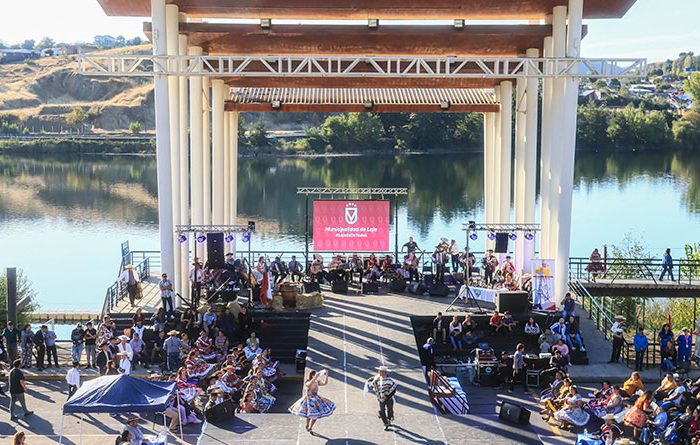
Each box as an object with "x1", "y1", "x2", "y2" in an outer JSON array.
[{"x1": 0, "y1": 137, "x2": 155, "y2": 154}]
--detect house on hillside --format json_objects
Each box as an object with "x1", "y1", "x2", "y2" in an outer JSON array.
[{"x1": 0, "y1": 49, "x2": 41, "y2": 64}]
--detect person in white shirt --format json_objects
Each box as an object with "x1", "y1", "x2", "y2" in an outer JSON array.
[
  {"x1": 158, "y1": 273, "x2": 175, "y2": 317},
  {"x1": 132, "y1": 321, "x2": 145, "y2": 341},
  {"x1": 609, "y1": 315, "x2": 626, "y2": 363},
  {"x1": 66, "y1": 361, "x2": 81, "y2": 400},
  {"x1": 117, "y1": 335, "x2": 134, "y2": 361},
  {"x1": 118, "y1": 352, "x2": 132, "y2": 375},
  {"x1": 119, "y1": 264, "x2": 140, "y2": 307},
  {"x1": 449, "y1": 240, "x2": 460, "y2": 273}
]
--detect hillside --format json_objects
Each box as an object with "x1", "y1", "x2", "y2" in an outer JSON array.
[{"x1": 0, "y1": 45, "x2": 155, "y2": 132}]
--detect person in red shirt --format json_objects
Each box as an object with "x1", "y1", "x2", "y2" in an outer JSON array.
[
  {"x1": 490, "y1": 311, "x2": 506, "y2": 335},
  {"x1": 689, "y1": 408, "x2": 700, "y2": 445}
]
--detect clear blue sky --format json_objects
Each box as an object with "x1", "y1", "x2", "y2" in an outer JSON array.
[{"x1": 0, "y1": 0, "x2": 697, "y2": 62}]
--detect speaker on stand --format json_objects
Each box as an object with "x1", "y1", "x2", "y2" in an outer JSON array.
[{"x1": 207, "y1": 233, "x2": 225, "y2": 269}]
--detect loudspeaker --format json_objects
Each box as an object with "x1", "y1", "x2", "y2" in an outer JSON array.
[
  {"x1": 478, "y1": 363, "x2": 498, "y2": 387},
  {"x1": 569, "y1": 349, "x2": 589, "y2": 365},
  {"x1": 423, "y1": 274, "x2": 435, "y2": 287},
  {"x1": 494, "y1": 233, "x2": 509, "y2": 253},
  {"x1": 304, "y1": 281, "x2": 320, "y2": 293},
  {"x1": 428, "y1": 283, "x2": 449, "y2": 297},
  {"x1": 331, "y1": 280, "x2": 348, "y2": 294},
  {"x1": 496, "y1": 291, "x2": 529, "y2": 314},
  {"x1": 205, "y1": 398, "x2": 236, "y2": 423},
  {"x1": 408, "y1": 283, "x2": 426, "y2": 295},
  {"x1": 207, "y1": 233, "x2": 225, "y2": 268},
  {"x1": 221, "y1": 288, "x2": 239, "y2": 302},
  {"x1": 362, "y1": 282, "x2": 379, "y2": 294},
  {"x1": 389, "y1": 278, "x2": 406, "y2": 292},
  {"x1": 498, "y1": 401, "x2": 531, "y2": 425}
]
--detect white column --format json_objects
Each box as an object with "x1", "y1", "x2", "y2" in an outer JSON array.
[
  {"x1": 553, "y1": 0, "x2": 584, "y2": 301},
  {"x1": 188, "y1": 47, "x2": 203, "y2": 266},
  {"x1": 514, "y1": 78, "x2": 527, "y2": 273},
  {"x1": 151, "y1": 0, "x2": 174, "y2": 283},
  {"x1": 165, "y1": 5, "x2": 181, "y2": 295},
  {"x1": 212, "y1": 79, "x2": 226, "y2": 225},
  {"x1": 483, "y1": 113, "x2": 494, "y2": 226},
  {"x1": 178, "y1": 33, "x2": 189, "y2": 307},
  {"x1": 223, "y1": 111, "x2": 231, "y2": 226},
  {"x1": 492, "y1": 86, "x2": 502, "y2": 224},
  {"x1": 202, "y1": 76, "x2": 211, "y2": 226},
  {"x1": 540, "y1": 21, "x2": 554, "y2": 259},
  {"x1": 548, "y1": 5, "x2": 568, "y2": 299},
  {"x1": 229, "y1": 112, "x2": 239, "y2": 224},
  {"x1": 499, "y1": 81, "x2": 513, "y2": 227},
  {"x1": 524, "y1": 48, "x2": 540, "y2": 273}
]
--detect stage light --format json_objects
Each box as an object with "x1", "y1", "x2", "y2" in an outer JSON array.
[
  {"x1": 439, "y1": 101, "x2": 451, "y2": 110},
  {"x1": 468, "y1": 220, "x2": 477, "y2": 230},
  {"x1": 177, "y1": 234, "x2": 187, "y2": 244},
  {"x1": 469, "y1": 233, "x2": 478, "y2": 241},
  {"x1": 487, "y1": 231, "x2": 496, "y2": 240},
  {"x1": 509, "y1": 232, "x2": 517, "y2": 241},
  {"x1": 363, "y1": 101, "x2": 374, "y2": 110},
  {"x1": 453, "y1": 19, "x2": 465, "y2": 29},
  {"x1": 225, "y1": 233, "x2": 234, "y2": 243},
  {"x1": 271, "y1": 100, "x2": 282, "y2": 109},
  {"x1": 260, "y1": 18, "x2": 271, "y2": 28},
  {"x1": 242, "y1": 232, "x2": 251, "y2": 243},
  {"x1": 196, "y1": 234, "x2": 206, "y2": 244},
  {"x1": 368, "y1": 18, "x2": 379, "y2": 28},
  {"x1": 525, "y1": 232, "x2": 534, "y2": 241}
]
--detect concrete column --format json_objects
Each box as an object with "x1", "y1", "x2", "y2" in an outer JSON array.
[
  {"x1": 223, "y1": 112, "x2": 231, "y2": 226},
  {"x1": 178, "y1": 33, "x2": 189, "y2": 306},
  {"x1": 553, "y1": 0, "x2": 584, "y2": 301},
  {"x1": 492, "y1": 86, "x2": 502, "y2": 224},
  {"x1": 151, "y1": 0, "x2": 174, "y2": 282},
  {"x1": 229, "y1": 112, "x2": 239, "y2": 224},
  {"x1": 524, "y1": 48, "x2": 540, "y2": 273},
  {"x1": 165, "y1": 4, "x2": 181, "y2": 295},
  {"x1": 499, "y1": 81, "x2": 513, "y2": 227},
  {"x1": 514, "y1": 77, "x2": 527, "y2": 272},
  {"x1": 540, "y1": 19, "x2": 553, "y2": 259},
  {"x1": 202, "y1": 76, "x2": 212, "y2": 226},
  {"x1": 188, "y1": 47, "x2": 203, "y2": 267},
  {"x1": 483, "y1": 113, "x2": 494, "y2": 227},
  {"x1": 212, "y1": 79, "x2": 226, "y2": 225}
]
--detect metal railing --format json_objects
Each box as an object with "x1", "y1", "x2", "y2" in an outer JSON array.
[
  {"x1": 569, "y1": 257, "x2": 700, "y2": 285},
  {"x1": 100, "y1": 255, "x2": 152, "y2": 318}
]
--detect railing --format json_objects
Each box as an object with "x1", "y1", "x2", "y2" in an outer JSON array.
[
  {"x1": 569, "y1": 257, "x2": 700, "y2": 285},
  {"x1": 100, "y1": 255, "x2": 152, "y2": 318},
  {"x1": 428, "y1": 369, "x2": 469, "y2": 415}
]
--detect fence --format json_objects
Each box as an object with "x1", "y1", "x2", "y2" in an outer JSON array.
[
  {"x1": 569, "y1": 257, "x2": 700, "y2": 285},
  {"x1": 100, "y1": 255, "x2": 151, "y2": 318}
]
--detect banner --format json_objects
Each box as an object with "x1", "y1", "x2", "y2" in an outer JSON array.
[
  {"x1": 532, "y1": 259, "x2": 556, "y2": 311},
  {"x1": 313, "y1": 200, "x2": 390, "y2": 252}
]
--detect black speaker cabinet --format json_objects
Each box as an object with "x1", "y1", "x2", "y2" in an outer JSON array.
[
  {"x1": 494, "y1": 233, "x2": 509, "y2": 253},
  {"x1": 331, "y1": 280, "x2": 348, "y2": 294},
  {"x1": 389, "y1": 278, "x2": 407, "y2": 292},
  {"x1": 499, "y1": 401, "x2": 531, "y2": 425},
  {"x1": 428, "y1": 283, "x2": 449, "y2": 297},
  {"x1": 206, "y1": 233, "x2": 225, "y2": 269},
  {"x1": 362, "y1": 282, "x2": 379, "y2": 294},
  {"x1": 408, "y1": 283, "x2": 426, "y2": 295},
  {"x1": 204, "y1": 398, "x2": 236, "y2": 423},
  {"x1": 304, "y1": 281, "x2": 321, "y2": 293},
  {"x1": 495, "y1": 291, "x2": 529, "y2": 314}
]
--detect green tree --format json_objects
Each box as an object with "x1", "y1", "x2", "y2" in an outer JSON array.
[
  {"x1": 128, "y1": 121, "x2": 142, "y2": 133},
  {"x1": 453, "y1": 113, "x2": 484, "y2": 147},
  {"x1": 20, "y1": 39, "x2": 35, "y2": 50},
  {"x1": 320, "y1": 113, "x2": 387, "y2": 151},
  {"x1": 607, "y1": 105, "x2": 671, "y2": 147},
  {"x1": 577, "y1": 102, "x2": 611, "y2": 148},
  {"x1": 0, "y1": 270, "x2": 38, "y2": 326},
  {"x1": 672, "y1": 111, "x2": 700, "y2": 148},
  {"x1": 35, "y1": 37, "x2": 55, "y2": 50},
  {"x1": 65, "y1": 105, "x2": 87, "y2": 127},
  {"x1": 685, "y1": 73, "x2": 700, "y2": 112}
]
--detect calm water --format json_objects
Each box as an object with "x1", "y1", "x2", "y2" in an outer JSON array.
[{"x1": 1, "y1": 151, "x2": 700, "y2": 310}]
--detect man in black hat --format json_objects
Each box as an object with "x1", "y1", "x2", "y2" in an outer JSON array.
[
  {"x1": 95, "y1": 342, "x2": 111, "y2": 376},
  {"x1": 33, "y1": 326, "x2": 47, "y2": 371}
]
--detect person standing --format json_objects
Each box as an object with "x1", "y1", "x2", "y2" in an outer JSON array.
[
  {"x1": 66, "y1": 361, "x2": 81, "y2": 399},
  {"x1": 119, "y1": 264, "x2": 140, "y2": 307},
  {"x1": 510, "y1": 343, "x2": 529, "y2": 394},
  {"x1": 189, "y1": 262, "x2": 204, "y2": 308},
  {"x1": 8, "y1": 359, "x2": 33, "y2": 421},
  {"x1": 483, "y1": 250, "x2": 498, "y2": 284},
  {"x1": 678, "y1": 327, "x2": 693, "y2": 367},
  {"x1": 84, "y1": 322, "x2": 97, "y2": 369},
  {"x1": 659, "y1": 248, "x2": 674, "y2": 282},
  {"x1": 2, "y1": 322, "x2": 21, "y2": 362},
  {"x1": 449, "y1": 240, "x2": 460, "y2": 273},
  {"x1": 70, "y1": 323, "x2": 85, "y2": 364},
  {"x1": 159, "y1": 273, "x2": 175, "y2": 317},
  {"x1": 164, "y1": 330, "x2": 188, "y2": 372},
  {"x1": 366, "y1": 365, "x2": 397, "y2": 431},
  {"x1": 45, "y1": 326, "x2": 59, "y2": 368},
  {"x1": 124, "y1": 415, "x2": 145, "y2": 445},
  {"x1": 402, "y1": 236, "x2": 420, "y2": 254},
  {"x1": 289, "y1": 369, "x2": 336, "y2": 434},
  {"x1": 20, "y1": 325, "x2": 34, "y2": 369},
  {"x1": 95, "y1": 342, "x2": 111, "y2": 376},
  {"x1": 634, "y1": 327, "x2": 649, "y2": 372},
  {"x1": 33, "y1": 325, "x2": 47, "y2": 371},
  {"x1": 609, "y1": 315, "x2": 626, "y2": 363}
]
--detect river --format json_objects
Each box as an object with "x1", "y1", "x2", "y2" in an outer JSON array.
[{"x1": 1, "y1": 150, "x2": 699, "y2": 310}]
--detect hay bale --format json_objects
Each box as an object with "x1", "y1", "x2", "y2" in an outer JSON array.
[
  {"x1": 271, "y1": 292, "x2": 285, "y2": 312},
  {"x1": 226, "y1": 300, "x2": 242, "y2": 318},
  {"x1": 297, "y1": 291, "x2": 324, "y2": 309}
]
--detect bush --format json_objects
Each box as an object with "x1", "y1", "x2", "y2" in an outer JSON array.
[
  {"x1": 0, "y1": 120, "x2": 19, "y2": 134},
  {"x1": 672, "y1": 111, "x2": 700, "y2": 148},
  {"x1": 22, "y1": 127, "x2": 30, "y2": 135},
  {"x1": 607, "y1": 105, "x2": 671, "y2": 147},
  {"x1": 129, "y1": 121, "x2": 142, "y2": 133}
]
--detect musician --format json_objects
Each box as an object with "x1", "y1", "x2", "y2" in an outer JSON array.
[
  {"x1": 287, "y1": 255, "x2": 304, "y2": 282},
  {"x1": 403, "y1": 252, "x2": 419, "y2": 282},
  {"x1": 431, "y1": 246, "x2": 449, "y2": 284},
  {"x1": 364, "y1": 254, "x2": 382, "y2": 282},
  {"x1": 402, "y1": 236, "x2": 420, "y2": 254},
  {"x1": 482, "y1": 250, "x2": 498, "y2": 285},
  {"x1": 348, "y1": 253, "x2": 364, "y2": 284},
  {"x1": 460, "y1": 249, "x2": 476, "y2": 276},
  {"x1": 189, "y1": 262, "x2": 204, "y2": 308},
  {"x1": 328, "y1": 255, "x2": 348, "y2": 283},
  {"x1": 310, "y1": 254, "x2": 327, "y2": 283},
  {"x1": 381, "y1": 255, "x2": 396, "y2": 277},
  {"x1": 500, "y1": 255, "x2": 516, "y2": 277},
  {"x1": 251, "y1": 256, "x2": 267, "y2": 284},
  {"x1": 270, "y1": 257, "x2": 288, "y2": 284}
]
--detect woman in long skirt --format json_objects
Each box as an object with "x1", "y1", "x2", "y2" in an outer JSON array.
[{"x1": 289, "y1": 369, "x2": 336, "y2": 434}]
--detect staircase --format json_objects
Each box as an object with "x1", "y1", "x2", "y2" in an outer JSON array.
[{"x1": 251, "y1": 311, "x2": 311, "y2": 364}]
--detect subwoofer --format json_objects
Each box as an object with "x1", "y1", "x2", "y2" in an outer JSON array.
[
  {"x1": 304, "y1": 281, "x2": 320, "y2": 293},
  {"x1": 204, "y1": 398, "x2": 236, "y2": 423},
  {"x1": 362, "y1": 282, "x2": 379, "y2": 294},
  {"x1": 389, "y1": 278, "x2": 406, "y2": 292},
  {"x1": 494, "y1": 233, "x2": 509, "y2": 253},
  {"x1": 428, "y1": 283, "x2": 449, "y2": 297},
  {"x1": 331, "y1": 280, "x2": 348, "y2": 294},
  {"x1": 206, "y1": 233, "x2": 225, "y2": 269},
  {"x1": 498, "y1": 401, "x2": 531, "y2": 425},
  {"x1": 408, "y1": 283, "x2": 426, "y2": 295},
  {"x1": 495, "y1": 291, "x2": 529, "y2": 314}
]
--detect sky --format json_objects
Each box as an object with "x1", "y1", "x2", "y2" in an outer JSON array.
[{"x1": 0, "y1": 0, "x2": 698, "y2": 62}]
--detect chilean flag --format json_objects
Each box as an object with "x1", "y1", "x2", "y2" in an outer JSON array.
[{"x1": 260, "y1": 270, "x2": 272, "y2": 305}]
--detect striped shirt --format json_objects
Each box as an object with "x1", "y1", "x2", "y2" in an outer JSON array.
[{"x1": 368, "y1": 375, "x2": 397, "y2": 402}]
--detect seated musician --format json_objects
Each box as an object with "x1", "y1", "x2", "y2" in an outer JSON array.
[
  {"x1": 460, "y1": 249, "x2": 477, "y2": 276},
  {"x1": 348, "y1": 253, "x2": 364, "y2": 283},
  {"x1": 500, "y1": 255, "x2": 516, "y2": 277},
  {"x1": 270, "y1": 257, "x2": 288, "y2": 285},
  {"x1": 251, "y1": 256, "x2": 267, "y2": 284},
  {"x1": 403, "y1": 252, "x2": 419, "y2": 282},
  {"x1": 287, "y1": 255, "x2": 304, "y2": 282},
  {"x1": 327, "y1": 254, "x2": 347, "y2": 283},
  {"x1": 364, "y1": 254, "x2": 382, "y2": 282},
  {"x1": 381, "y1": 255, "x2": 397, "y2": 277},
  {"x1": 309, "y1": 254, "x2": 328, "y2": 283}
]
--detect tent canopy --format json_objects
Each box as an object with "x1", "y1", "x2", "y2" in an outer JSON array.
[{"x1": 63, "y1": 374, "x2": 176, "y2": 414}]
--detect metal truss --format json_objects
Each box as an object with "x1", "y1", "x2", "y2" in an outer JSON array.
[
  {"x1": 296, "y1": 187, "x2": 408, "y2": 195},
  {"x1": 175, "y1": 224, "x2": 252, "y2": 233},
  {"x1": 78, "y1": 54, "x2": 647, "y2": 79},
  {"x1": 462, "y1": 222, "x2": 541, "y2": 232}
]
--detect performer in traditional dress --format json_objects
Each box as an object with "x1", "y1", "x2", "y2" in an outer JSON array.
[
  {"x1": 195, "y1": 331, "x2": 218, "y2": 361},
  {"x1": 253, "y1": 348, "x2": 282, "y2": 382},
  {"x1": 175, "y1": 366, "x2": 202, "y2": 403},
  {"x1": 586, "y1": 248, "x2": 606, "y2": 282},
  {"x1": 365, "y1": 365, "x2": 398, "y2": 430},
  {"x1": 216, "y1": 365, "x2": 244, "y2": 395},
  {"x1": 184, "y1": 350, "x2": 216, "y2": 379},
  {"x1": 289, "y1": 369, "x2": 336, "y2": 434}
]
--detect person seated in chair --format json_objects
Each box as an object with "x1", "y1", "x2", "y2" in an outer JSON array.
[
  {"x1": 489, "y1": 311, "x2": 507, "y2": 335},
  {"x1": 364, "y1": 254, "x2": 382, "y2": 283},
  {"x1": 348, "y1": 253, "x2": 364, "y2": 284},
  {"x1": 403, "y1": 252, "x2": 419, "y2": 282},
  {"x1": 463, "y1": 332, "x2": 479, "y2": 353},
  {"x1": 565, "y1": 315, "x2": 586, "y2": 352},
  {"x1": 327, "y1": 255, "x2": 348, "y2": 283},
  {"x1": 432, "y1": 312, "x2": 447, "y2": 343},
  {"x1": 287, "y1": 256, "x2": 303, "y2": 283},
  {"x1": 309, "y1": 254, "x2": 328, "y2": 283},
  {"x1": 502, "y1": 312, "x2": 516, "y2": 334},
  {"x1": 270, "y1": 257, "x2": 288, "y2": 285}
]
